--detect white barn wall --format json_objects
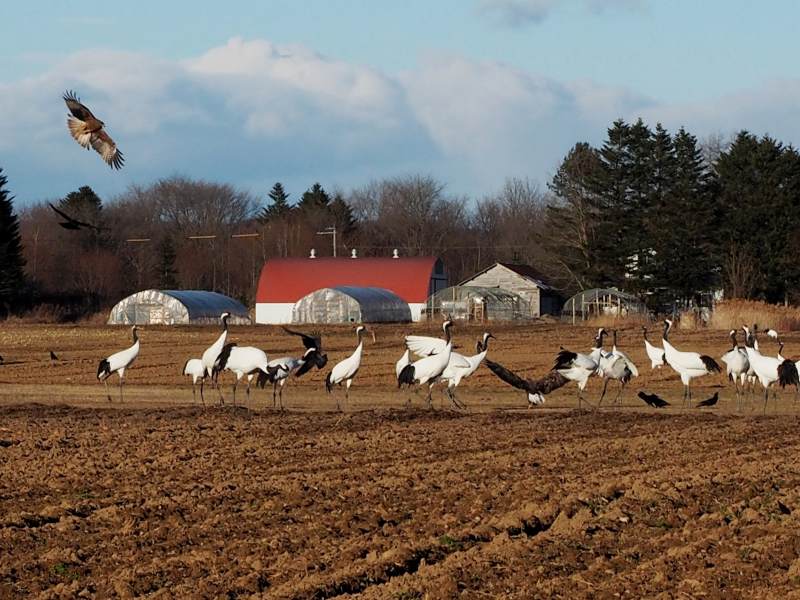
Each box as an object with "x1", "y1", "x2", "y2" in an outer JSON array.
[
  {"x1": 409, "y1": 303, "x2": 425, "y2": 322},
  {"x1": 255, "y1": 303, "x2": 295, "y2": 324}
]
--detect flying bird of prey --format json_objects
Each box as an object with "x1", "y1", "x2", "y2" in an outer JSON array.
[
  {"x1": 63, "y1": 90, "x2": 124, "y2": 169},
  {"x1": 637, "y1": 391, "x2": 670, "y2": 408},
  {"x1": 696, "y1": 391, "x2": 719, "y2": 408},
  {"x1": 48, "y1": 203, "x2": 103, "y2": 231},
  {"x1": 485, "y1": 359, "x2": 569, "y2": 406}
]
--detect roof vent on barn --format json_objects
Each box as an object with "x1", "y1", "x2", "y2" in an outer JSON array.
[
  {"x1": 351, "y1": 249, "x2": 358, "y2": 259},
  {"x1": 392, "y1": 248, "x2": 399, "y2": 258},
  {"x1": 309, "y1": 248, "x2": 316, "y2": 259}
]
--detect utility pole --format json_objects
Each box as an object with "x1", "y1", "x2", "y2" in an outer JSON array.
[{"x1": 316, "y1": 225, "x2": 337, "y2": 257}]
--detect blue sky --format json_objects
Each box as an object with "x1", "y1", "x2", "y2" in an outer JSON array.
[{"x1": 2, "y1": 0, "x2": 800, "y2": 206}]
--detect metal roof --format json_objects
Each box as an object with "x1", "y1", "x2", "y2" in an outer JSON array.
[
  {"x1": 107, "y1": 289, "x2": 251, "y2": 325},
  {"x1": 256, "y1": 257, "x2": 445, "y2": 303},
  {"x1": 161, "y1": 290, "x2": 250, "y2": 319}
]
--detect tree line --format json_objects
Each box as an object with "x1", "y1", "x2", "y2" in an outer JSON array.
[{"x1": 0, "y1": 118, "x2": 798, "y2": 320}]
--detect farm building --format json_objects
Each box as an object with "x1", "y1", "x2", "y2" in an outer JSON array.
[
  {"x1": 427, "y1": 286, "x2": 531, "y2": 322},
  {"x1": 291, "y1": 286, "x2": 412, "y2": 324},
  {"x1": 255, "y1": 255, "x2": 448, "y2": 324},
  {"x1": 561, "y1": 288, "x2": 647, "y2": 323},
  {"x1": 458, "y1": 262, "x2": 561, "y2": 317},
  {"x1": 108, "y1": 290, "x2": 251, "y2": 325}
]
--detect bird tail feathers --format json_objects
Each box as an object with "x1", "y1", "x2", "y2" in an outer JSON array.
[
  {"x1": 97, "y1": 358, "x2": 111, "y2": 380},
  {"x1": 397, "y1": 364, "x2": 415, "y2": 388}
]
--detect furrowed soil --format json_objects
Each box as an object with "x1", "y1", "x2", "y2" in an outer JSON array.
[{"x1": 3, "y1": 322, "x2": 800, "y2": 598}]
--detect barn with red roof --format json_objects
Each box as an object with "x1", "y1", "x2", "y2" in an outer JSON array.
[{"x1": 255, "y1": 254, "x2": 448, "y2": 323}]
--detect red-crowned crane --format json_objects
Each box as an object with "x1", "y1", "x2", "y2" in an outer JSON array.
[
  {"x1": 662, "y1": 319, "x2": 721, "y2": 405},
  {"x1": 97, "y1": 325, "x2": 140, "y2": 402},
  {"x1": 183, "y1": 358, "x2": 206, "y2": 405},
  {"x1": 326, "y1": 325, "x2": 368, "y2": 410},
  {"x1": 213, "y1": 343, "x2": 269, "y2": 407},
  {"x1": 398, "y1": 320, "x2": 465, "y2": 408}
]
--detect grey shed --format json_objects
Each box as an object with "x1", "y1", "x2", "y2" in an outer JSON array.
[
  {"x1": 291, "y1": 286, "x2": 412, "y2": 324},
  {"x1": 107, "y1": 289, "x2": 251, "y2": 325}
]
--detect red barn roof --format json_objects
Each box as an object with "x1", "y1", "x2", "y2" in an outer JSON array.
[{"x1": 256, "y1": 257, "x2": 445, "y2": 304}]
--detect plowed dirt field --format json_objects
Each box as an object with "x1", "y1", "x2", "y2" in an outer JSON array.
[{"x1": 2, "y1": 322, "x2": 800, "y2": 598}]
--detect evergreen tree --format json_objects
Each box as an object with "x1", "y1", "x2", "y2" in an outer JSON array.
[
  {"x1": 59, "y1": 185, "x2": 106, "y2": 248},
  {"x1": 656, "y1": 128, "x2": 718, "y2": 305},
  {"x1": 328, "y1": 193, "x2": 357, "y2": 238},
  {"x1": 0, "y1": 169, "x2": 26, "y2": 316},
  {"x1": 716, "y1": 132, "x2": 800, "y2": 301},
  {"x1": 297, "y1": 182, "x2": 330, "y2": 212},
  {"x1": 59, "y1": 185, "x2": 103, "y2": 223},
  {"x1": 156, "y1": 235, "x2": 179, "y2": 289},
  {"x1": 546, "y1": 142, "x2": 604, "y2": 292},
  {"x1": 258, "y1": 182, "x2": 292, "y2": 224},
  {"x1": 588, "y1": 119, "x2": 636, "y2": 288}
]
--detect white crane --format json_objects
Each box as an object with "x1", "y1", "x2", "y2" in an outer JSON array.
[
  {"x1": 720, "y1": 330, "x2": 750, "y2": 409},
  {"x1": 201, "y1": 312, "x2": 231, "y2": 397},
  {"x1": 97, "y1": 325, "x2": 140, "y2": 402},
  {"x1": 398, "y1": 320, "x2": 464, "y2": 408},
  {"x1": 642, "y1": 326, "x2": 665, "y2": 369},
  {"x1": 326, "y1": 325, "x2": 368, "y2": 410},
  {"x1": 662, "y1": 319, "x2": 721, "y2": 405},
  {"x1": 439, "y1": 332, "x2": 494, "y2": 409},
  {"x1": 597, "y1": 329, "x2": 639, "y2": 406},
  {"x1": 182, "y1": 358, "x2": 206, "y2": 405},
  {"x1": 213, "y1": 343, "x2": 270, "y2": 406},
  {"x1": 551, "y1": 342, "x2": 599, "y2": 409},
  {"x1": 741, "y1": 326, "x2": 798, "y2": 412},
  {"x1": 261, "y1": 347, "x2": 324, "y2": 410},
  {"x1": 259, "y1": 327, "x2": 328, "y2": 409},
  {"x1": 395, "y1": 349, "x2": 411, "y2": 379},
  {"x1": 541, "y1": 327, "x2": 607, "y2": 409}
]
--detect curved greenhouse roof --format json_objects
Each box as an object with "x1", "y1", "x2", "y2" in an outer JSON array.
[
  {"x1": 291, "y1": 286, "x2": 412, "y2": 324},
  {"x1": 561, "y1": 288, "x2": 646, "y2": 322},
  {"x1": 108, "y1": 290, "x2": 251, "y2": 325},
  {"x1": 427, "y1": 286, "x2": 532, "y2": 322}
]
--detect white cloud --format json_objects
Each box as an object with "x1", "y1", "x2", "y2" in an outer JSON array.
[{"x1": 1, "y1": 36, "x2": 799, "y2": 205}]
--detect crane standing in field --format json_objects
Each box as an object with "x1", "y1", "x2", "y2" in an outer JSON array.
[
  {"x1": 97, "y1": 325, "x2": 140, "y2": 402},
  {"x1": 662, "y1": 319, "x2": 721, "y2": 406},
  {"x1": 398, "y1": 320, "x2": 464, "y2": 408},
  {"x1": 741, "y1": 325, "x2": 798, "y2": 412},
  {"x1": 213, "y1": 343, "x2": 270, "y2": 406},
  {"x1": 597, "y1": 330, "x2": 639, "y2": 406},
  {"x1": 201, "y1": 312, "x2": 231, "y2": 398},
  {"x1": 182, "y1": 358, "x2": 206, "y2": 405},
  {"x1": 439, "y1": 332, "x2": 494, "y2": 409},
  {"x1": 326, "y1": 325, "x2": 369, "y2": 410},
  {"x1": 259, "y1": 328, "x2": 328, "y2": 409},
  {"x1": 642, "y1": 326, "x2": 665, "y2": 369},
  {"x1": 720, "y1": 329, "x2": 750, "y2": 409}
]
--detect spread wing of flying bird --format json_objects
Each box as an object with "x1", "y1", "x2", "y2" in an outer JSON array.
[
  {"x1": 637, "y1": 391, "x2": 670, "y2": 408},
  {"x1": 63, "y1": 90, "x2": 124, "y2": 169},
  {"x1": 48, "y1": 203, "x2": 103, "y2": 231},
  {"x1": 696, "y1": 392, "x2": 719, "y2": 407},
  {"x1": 282, "y1": 326, "x2": 323, "y2": 352},
  {"x1": 486, "y1": 359, "x2": 569, "y2": 405}
]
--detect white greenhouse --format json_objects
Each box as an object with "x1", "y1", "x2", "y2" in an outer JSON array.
[
  {"x1": 291, "y1": 286, "x2": 412, "y2": 324},
  {"x1": 107, "y1": 290, "x2": 252, "y2": 325}
]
